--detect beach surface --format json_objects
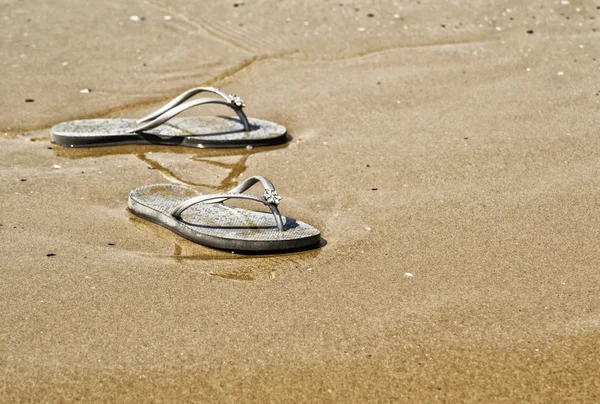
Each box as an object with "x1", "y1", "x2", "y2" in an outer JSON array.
[{"x1": 2, "y1": 0, "x2": 600, "y2": 402}]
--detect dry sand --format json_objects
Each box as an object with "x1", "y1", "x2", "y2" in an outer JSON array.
[{"x1": 2, "y1": 0, "x2": 600, "y2": 402}]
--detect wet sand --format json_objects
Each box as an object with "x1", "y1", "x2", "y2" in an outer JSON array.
[{"x1": 2, "y1": 0, "x2": 600, "y2": 402}]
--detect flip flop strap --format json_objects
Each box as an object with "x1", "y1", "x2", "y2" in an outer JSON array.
[
  {"x1": 137, "y1": 87, "x2": 245, "y2": 124},
  {"x1": 127, "y1": 98, "x2": 251, "y2": 133},
  {"x1": 228, "y1": 175, "x2": 278, "y2": 195},
  {"x1": 171, "y1": 176, "x2": 285, "y2": 231}
]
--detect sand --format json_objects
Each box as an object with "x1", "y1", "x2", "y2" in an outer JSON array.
[{"x1": 2, "y1": 0, "x2": 600, "y2": 402}]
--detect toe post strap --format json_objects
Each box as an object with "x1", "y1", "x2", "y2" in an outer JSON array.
[
  {"x1": 171, "y1": 176, "x2": 286, "y2": 231},
  {"x1": 137, "y1": 87, "x2": 244, "y2": 123},
  {"x1": 128, "y1": 86, "x2": 250, "y2": 133}
]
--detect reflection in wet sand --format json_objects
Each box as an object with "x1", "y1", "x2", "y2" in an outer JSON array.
[
  {"x1": 209, "y1": 271, "x2": 256, "y2": 281},
  {"x1": 53, "y1": 137, "x2": 296, "y2": 191},
  {"x1": 189, "y1": 155, "x2": 249, "y2": 191},
  {"x1": 128, "y1": 215, "x2": 322, "y2": 279},
  {"x1": 135, "y1": 152, "x2": 201, "y2": 187}
]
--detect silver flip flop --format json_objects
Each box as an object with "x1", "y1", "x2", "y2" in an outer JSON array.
[
  {"x1": 51, "y1": 87, "x2": 287, "y2": 148},
  {"x1": 128, "y1": 176, "x2": 321, "y2": 252}
]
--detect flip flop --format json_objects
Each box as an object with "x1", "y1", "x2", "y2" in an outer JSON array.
[
  {"x1": 128, "y1": 176, "x2": 321, "y2": 252},
  {"x1": 51, "y1": 87, "x2": 287, "y2": 148}
]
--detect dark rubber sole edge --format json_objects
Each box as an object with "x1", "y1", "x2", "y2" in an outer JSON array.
[{"x1": 51, "y1": 132, "x2": 290, "y2": 149}]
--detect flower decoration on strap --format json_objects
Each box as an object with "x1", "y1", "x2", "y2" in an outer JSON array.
[
  {"x1": 229, "y1": 94, "x2": 245, "y2": 108},
  {"x1": 263, "y1": 189, "x2": 281, "y2": 205}
]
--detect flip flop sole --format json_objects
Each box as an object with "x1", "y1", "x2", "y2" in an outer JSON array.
[
  {"x1": 128, "y1": 184, "x2": 321, "y2": 252},
  {"x1": 51, "y1": 116, "x2": 287, "y2": 148}
]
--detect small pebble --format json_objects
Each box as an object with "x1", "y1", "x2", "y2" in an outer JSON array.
[
  {"x1": 404, "y1": 272, "x2": 414, "y2": 277},
  {"x1": 365, "y1": 226, "x2": 372, "y2": 231},
  {"x1": 367, "y1": 13, "x2": 375, "y2": 17},
  {"x1": 53, "y1": 164, "x2": 61, "y2": 169},
  {"x1": 307, "y1": 267, "x2": 313, "y2": 271},
  {"x1": 129, "y1": 15, "x2": 144, "y2": 22},
  {"x1": 557, "y1": 71, "x2": 564, "y2": 76},
  {"x1": 527, "y1": 30, "x2": 534, "y2": 34},
  {"x1": 371, "y1": 187, "x2": 378, "y2": 191},
  {"x1": 246, "y1": 145, "x2": 253, "y2": 150},
  {"x1": 46, "y1": 253, "x2": 56, "y2": 257},
  {"x1": 358, "y1": 27, "x2": 366, "y2": 32},
  {"x1": 80, "y1": 88, "x2": 91, "y2": 93},
  {"x1": 108, "y1": 243, "x2": 115, "y2": 246},
  {"x1": 163, "y1": 15, "x2": 172, "y2": 20},
  {"x1": 20, "y1": 179, "x2": 26, "y2": 182},
  {"x1": 25, "y1": 99, "x2": 34, "y2": 103}
]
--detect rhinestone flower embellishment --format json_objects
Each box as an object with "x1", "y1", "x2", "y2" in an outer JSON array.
[
  {"x1": 229, "y1": 94, "x2": 245, "y2": 108},
  {"x1": 264, "y1": 189, "x2": 281, "y2": 205}
]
